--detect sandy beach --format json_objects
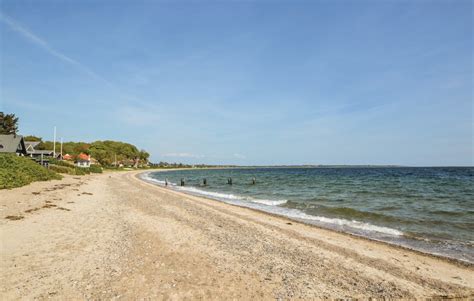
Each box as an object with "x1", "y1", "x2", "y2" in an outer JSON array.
[{"x1": 0, "y1": 170, "x2": 473, "y2": 299}]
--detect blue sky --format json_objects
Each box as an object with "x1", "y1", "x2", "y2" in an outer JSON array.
[{"x1": 1, "y1": 0, "x2": 472, "y2": 166}]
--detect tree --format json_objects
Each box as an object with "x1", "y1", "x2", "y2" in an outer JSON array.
[
  {"x1": 0, "y1": 112, "x2": 19, "y2": 135},
  {"x1": 24, "y1": 135, "x2": 43, "y2": 142},
  {"x1": 139, "y1": 150, "x2": 150, "y2": 162}
]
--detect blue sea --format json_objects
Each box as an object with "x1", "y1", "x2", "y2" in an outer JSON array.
[{"x1": 141, "y1": 167, "x2": 474, "y2": 263}]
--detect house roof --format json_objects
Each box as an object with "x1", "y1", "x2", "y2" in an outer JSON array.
[
  {"x1": 76, "y1": 153, "x2": 90, "y2": 161},
  {"x1": 28, "y1": 150, "x2": 54, "y2": 155},
  {"x1": 0, "y1": 134, "x2": 27, "y2": 154},
  {"x1": 25, "y1": 141, "x2": 41, "y2": 149}
]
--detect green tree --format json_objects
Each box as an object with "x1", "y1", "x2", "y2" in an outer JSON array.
[
  {"x1": 24, "y1": 135, "x2": 43, "y2": 142},
  {"x1": 0, "y1": 112, "x2": 19, "y2": 135}
]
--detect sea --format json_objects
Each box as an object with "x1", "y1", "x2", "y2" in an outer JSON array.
[{"x1": 140, "y1": 167, "x2": 474, "y2": 263}]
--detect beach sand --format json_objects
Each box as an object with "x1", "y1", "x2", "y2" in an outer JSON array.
[{"x1": 0, "y1": 170, "x2": 473, "y2": 299}]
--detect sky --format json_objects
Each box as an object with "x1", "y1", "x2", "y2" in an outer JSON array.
[{"x1": 0, "y1": 0, "x2": 472, "y2": 166}]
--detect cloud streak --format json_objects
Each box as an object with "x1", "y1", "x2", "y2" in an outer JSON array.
[
  {"x1": 162, "y1": 153, "x2": 205, "y2": 158},
  {"x1": 0, "y1": 13, "x2": 113, "y2": 87}
]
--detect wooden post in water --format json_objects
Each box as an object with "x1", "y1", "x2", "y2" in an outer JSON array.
[
  {"x1": 252, "y1": 177, "x2": 256, "y2": 185},
  {"x1": 227, "y1": 177, "x2": 232, "y2": 185},
  {"x1": 203, "y1": 178, "x2": 207, "y2": 186},
  {"x1": 180, "y1": 178, "x2": 185, "y2": 186},
  {"x1": 165, "y1": 178, "x2": 168, "y2": 186}
]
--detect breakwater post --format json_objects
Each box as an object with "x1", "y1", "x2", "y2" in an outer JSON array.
[
  {"x1": 252, "y1": 177, "x2": 256, "y2": 185},
  {"x1": 203, "y1": 178, "x2": 207, "y2": 186},
  {"x1": 227, "y1": 177, "x2": 232, "y2": 185},
  {"x1": 180, "y1": 178, "x2": 185, "y2": 186}
]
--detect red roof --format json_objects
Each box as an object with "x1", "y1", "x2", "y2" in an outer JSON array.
[
  {"x1": 63, "y1": 154, "x2": 73, "y2": 160},
  {"x1": 77, "y1": 153, "x2": 90, "y2": 161}
]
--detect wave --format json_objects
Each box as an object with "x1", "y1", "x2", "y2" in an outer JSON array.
[
  {"x1": 315, "y1": 206, "x2": 402, "y2": 223},
  {"x1": 283, "y1": 210, "x2": 403, "y2": 236},
  {"x1": 141, "y1": 173, "x2": 287, "y2": 206},
  {"x1": 176, "y1": 186, "x2": 288, "y2": 206},
  {"x1": 141, "y1": 172, "x2": 402, "y2": 236}
]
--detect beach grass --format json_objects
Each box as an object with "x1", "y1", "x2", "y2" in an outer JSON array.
[{"x1": 0, "y1": 154, "x2": 62, "y2": 189}]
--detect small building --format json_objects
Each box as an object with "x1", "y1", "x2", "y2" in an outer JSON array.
[
  {"x1": 25, "y1": 141, "x2": 40, "y2": 153},
  {"x1": 63, "y1": 153, "x2": 73, "y2": 161},
  {"x1": 24, "y1": 140, "x2": 54, "y2": 160},
  {"x1": 75, "y1": 153, "x2": 91, "y2": 168},
  {"x1": 0, "y1": 134, "x2": 27, "y2": 156}
]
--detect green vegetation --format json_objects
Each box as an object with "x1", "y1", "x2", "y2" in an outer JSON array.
[
  {"x1": 0, "y1": 154, "x2": 62, "y2": 189},
  {"x1": 23, "y1": 135, "x2": 42, "y2": 142},
  {"x1": 0, "y1": 112, "x2": 19, "y2": 135},
  {"x1": 36, "y1": 140, "x2": 149, "y2": 167},
  {"x1": 89, "y1": 164, "x2": 103, "y2": 173},
  {"x1": 48, "y1": 165, "x2": 71, "y2": 174},
  {"x1": 50, "y1": 158, "x2": 74, "y2": 168},
  {"x1": 49, "y1": 158, "x2": 96, "y2": 175},
  {"x1": 49, "y1": 159, "x2": 102, "y2": 176}
]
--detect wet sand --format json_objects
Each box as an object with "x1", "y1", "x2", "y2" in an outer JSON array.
[{"x1": 1, "y1": 170, "x2": 473, "y2": 299}]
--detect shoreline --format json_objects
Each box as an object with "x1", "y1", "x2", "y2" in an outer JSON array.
[
  {"x1": 138, "y1": 169, "x2": 474, "y2": 267},
  {"x1": 1, "y1": 170, "x2": 473, "y2": 298}
]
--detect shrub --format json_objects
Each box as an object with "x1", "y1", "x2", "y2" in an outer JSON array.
[
  {"x1": 0, "y1": 154, "x2": 62, "y2": 189},
  {"x1": 73, "y1": 167, "x2": 90, "y2": 175},
  {"x1": 50, "y1": 158, "x2": 75, "y2": 167},
  {"x1": 89, "y1": 164, "x2": 102, "y2": 173},
  {"x1": 49, "y1": 165, "x2": 72, "y2": 174}
]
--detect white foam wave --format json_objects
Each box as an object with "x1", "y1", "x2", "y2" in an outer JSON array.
[
  {"x1": 250, "y1": 199, "x2": 288, "y2": 206},
  {"x1": 176, "y1": 186, "x2": 242, "y2": 200},
  {"x1": 141, "y1": 173, "x2": 167, "y2": 185},
  {"x1": 140, "y1": 172, "x2": 400, "y2": 236},
  {"x1": 176, "y1": 186, "x2": 287, "y2": 206},
  {"x1": 284, "y1": 210, "x2": 403, "y2": 236}
]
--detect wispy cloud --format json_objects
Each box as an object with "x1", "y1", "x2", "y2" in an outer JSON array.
[
  {"x1": 113, "y1": 105, "x2": 160, "y2": 126},
  {"x1": 233, "y1": 153, "x2": 246, "y2": 159},
  {"x1": 0, "y1": 13, "x2": 113, "y2": 87},
  {"x1": 162, "y1": 153, "x2": 204, "y2": 158}
]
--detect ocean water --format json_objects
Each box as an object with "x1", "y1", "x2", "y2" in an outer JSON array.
[{"x1": 141, "y1": 167, "x2": 474, "y2": 263}]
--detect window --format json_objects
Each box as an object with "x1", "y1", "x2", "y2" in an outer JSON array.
[{"x1": 0, "y1": 145, "x2": 3, "y2": 149}]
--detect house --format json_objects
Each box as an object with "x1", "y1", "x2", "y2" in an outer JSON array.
[
  {"x1": 25, "y1": 141, "x2": 40, "y2": 153},
  {"x1": 75, "y1": 153, "x2": 91, "y2": 168},
  {"x1": 0, "y1": 134, "x2": 27, "y2": 156},
  {"x1": 63, "y1": 153, "x2": 73, "y2": 161},
  {"x1": 24, "y1": 140, "x2": 54, "y2": 159}
]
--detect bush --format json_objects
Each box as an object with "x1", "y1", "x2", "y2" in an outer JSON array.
[
  {"x1": 49, "y1": 165, "x2": 72, "y2": 174},
  {"x1": 73, "y1": 167, "x2": 91, "y2": 175},
  {"x1": 89, "y1": 164, "x2": 102, "y2": 173},
  {"x1": 50, "y1": 158, "x2": 75, "y2": 167},
  {"x1": 0, "y1": 154, "x2": 62, "y2": 189}
]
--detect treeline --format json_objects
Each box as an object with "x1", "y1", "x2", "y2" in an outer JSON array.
[
  {"x1": 150, "y1": 162, "x2": 236, "y2": 169},
  {"x1": 25, "y1": 136, "x2": 149, "y2": 167}
]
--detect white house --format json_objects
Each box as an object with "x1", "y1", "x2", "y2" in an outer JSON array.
[{"x1": 75, "y1": 153, "x2": 91, "y2": 168}]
